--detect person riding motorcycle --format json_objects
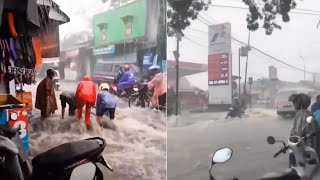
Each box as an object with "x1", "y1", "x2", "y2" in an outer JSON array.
[
  {"x1": 117, "y1": 64, "x2": 137, "y2": 97},
  {"x1": 226, "y1": 97, "x2": 242, "y2": 119},
  {"x1": 289, "y1": 93, "x2": 320, "y2": 157}
]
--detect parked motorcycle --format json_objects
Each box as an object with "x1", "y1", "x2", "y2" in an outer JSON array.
[
  {"x1": 209, "y1": 116, "x2": 320, "y2": 180},
  {"x1": 0, "y1": 125, "x2": 113, "y2": 180}
]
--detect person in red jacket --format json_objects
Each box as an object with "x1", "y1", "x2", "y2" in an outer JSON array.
[{"x1": 76, "y1": 76, "x2": 97, "y2": 130}]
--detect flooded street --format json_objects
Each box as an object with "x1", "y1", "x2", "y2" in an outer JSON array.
[
  {"x1": 167, "y1": 109, "x2": 292, "y2": 180},
  {"x1": 25, "y1": 80, "x2": 166, "y2": 180}
]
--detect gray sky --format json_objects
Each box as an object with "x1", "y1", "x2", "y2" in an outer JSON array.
[
  {"x1": 167, "y1": 0, "x2": 320, "y2": 83},
  {"x1": 54, "y1": 0, "x2": 320, "y2": 83},
  {"x1": 54, "y1": 0, "x2": 111, "y2": 38}
]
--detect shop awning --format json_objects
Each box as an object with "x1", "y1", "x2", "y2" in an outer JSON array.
[{"x1": 37, "y1": 0, "x2": 70, "y2": 23}]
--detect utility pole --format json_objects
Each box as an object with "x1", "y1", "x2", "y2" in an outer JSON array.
[
  {"x1": 174, "y1": 34, "x2": 181, "y2": 116},
  {"x1": 243, "y1": 32, "x2": 251, "y2": 105},
  {"x1": 299, "y1": 56, "x2": 306, "y2": 80},
  {"x1": 157, "y1": 0, "x2": 166, "y2": 62},
  {"x1": 238, "y1": 48, "x2": 241, "y2": 100}
]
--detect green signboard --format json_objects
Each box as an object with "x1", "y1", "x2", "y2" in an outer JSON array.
[{"x1": 93, "y1": 0, "x2": 146, "y2": 47}]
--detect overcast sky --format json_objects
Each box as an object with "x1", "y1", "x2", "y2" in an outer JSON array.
[
  {"x1": 54, "y1": 0, "x2": 320, "y2": 83},
  {"x1": 54, "y1": 0, "x2": 110, "y2": 38},
  {"x1": 167, "y1": 0, "x2": 320, "y2": 83}
]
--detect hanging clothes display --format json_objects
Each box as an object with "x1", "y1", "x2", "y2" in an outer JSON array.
[{"x1": 0, "y1": 11, "x2": 38, "y2": 86}]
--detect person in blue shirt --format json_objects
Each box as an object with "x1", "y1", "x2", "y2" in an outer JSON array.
[
  {"x1": 96, "y1": 83, "x2": 117, "y2": 129},
  {"x1": 311, "y1": 95, "x2": 320, "y2": 114},
  {"x1": 117, "y1": 64, "x2": 136, "y2": 96}
]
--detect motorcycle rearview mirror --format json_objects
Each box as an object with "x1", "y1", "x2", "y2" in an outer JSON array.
[
  {"x1": 267, "y1": 136, "x2": 276, "y2": 145},
  {"x1": 69, "y1": 162, "x2": 97, "y2": 180},
  {"x1": 306, "y1": 116, "x2": 313, "y2": 124},
  {"x1": 212, "y1": 148, "x2": 233, "y2": 164}
]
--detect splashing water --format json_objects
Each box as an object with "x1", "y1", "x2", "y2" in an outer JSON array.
[{"x1": 28, "y1": 100, "x2": 166, "y2": 180}]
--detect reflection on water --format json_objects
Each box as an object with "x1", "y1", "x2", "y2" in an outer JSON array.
[{"x1": 29, "y1": 101, "x2": 166, "y2": 180}]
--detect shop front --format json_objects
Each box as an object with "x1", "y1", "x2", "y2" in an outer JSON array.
[
  {"x1": 0, "y1": 0, "x2": 69, "y2": 153},
  {"x1": 92, "y1": 0, "x2": 160, "y2": 78}
]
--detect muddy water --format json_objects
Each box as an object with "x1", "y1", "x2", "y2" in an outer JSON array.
[{"x1": 28, "y1": 100, "x2": 166, "y2": 180}]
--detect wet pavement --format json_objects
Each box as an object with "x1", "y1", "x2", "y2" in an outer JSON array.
[{"x1": 167, "y1": 109, "x2": 292, "y2": 180}]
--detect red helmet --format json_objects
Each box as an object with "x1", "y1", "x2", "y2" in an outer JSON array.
[{"x1": 83, "y1": 76, "x2": 91, "y2": 81}]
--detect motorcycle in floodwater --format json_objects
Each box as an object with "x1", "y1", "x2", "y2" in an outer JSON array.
[
  {"x1": 128, "y1": 83, "x2": 152, "y2": 109},
  {"x1": 209, "y1": 116, "x2": 320, "y2": 180},
  {"x1": 225, "y1": 107, "x2": 243, "y2": 119},
  {"x1": 0, "y1": 125, "x2": 113, "y2": 180}
]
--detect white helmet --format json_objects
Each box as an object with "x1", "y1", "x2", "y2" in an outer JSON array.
[{"x1": 99, "y1": 83, "x2": 109, "y2": 91}]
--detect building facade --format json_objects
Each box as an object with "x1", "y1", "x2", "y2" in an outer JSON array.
[{"x1": 92, "y1": 0, "x2": 160, "y2": 74}]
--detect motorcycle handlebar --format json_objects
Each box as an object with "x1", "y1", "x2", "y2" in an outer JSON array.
[
  {"x1": 274, "y1": 146, "x2": 288, "y2": 158},
  {"x1": 273, "y1": 149, "x2": 283, "y2": 158}
]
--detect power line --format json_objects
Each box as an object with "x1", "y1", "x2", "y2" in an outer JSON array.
[
  {"x1": 189, "y1": 16, "x2": 314, "y2": 74},
  {"x1": 208, "y1": 4, "x2": 320, "y2": 16},
  {"x1": 184, "y1": 36, "x2": 208, "y2": 47},
  {"x1": 219, "y1": 0, "x2": 320, "y2": 13}
]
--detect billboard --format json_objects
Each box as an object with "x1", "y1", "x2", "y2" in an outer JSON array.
[
  {"x1": 269, "y1": 66, "x2": 278, "y2": 80},
  {"x1": 208, "y1": 23, "x2": 232, "y2": 105},
  {"x1": 208, "y1": 53, "x2": 230, "y2": 85}
]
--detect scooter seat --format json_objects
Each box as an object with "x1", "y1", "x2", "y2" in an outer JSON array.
[
  {"x1": 32, "y1": 137, "x2": 105, "y2": 169},
  {"x1": 0, "y1": 136, "x2": 18, "y2": 155},
  {"x1": 260, "y1": 168, "x2": 300, "y2": 180}
]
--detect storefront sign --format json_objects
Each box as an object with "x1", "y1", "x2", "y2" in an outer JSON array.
[
  {"x1": 8, "y1": 67, "x2": 34, "y2": 77},
  {"x1": 0, "y1": 108, "x2": 29, "y2": 153},
  {"x1": 143, "y1": 55, "x2": 152, "y2": 65},
  {"x1": 208, "y1": 53, "x2": 230, "y2": 85},
  {"x1": 93, "y1": 45, "x2": 115, "y2": 55}
]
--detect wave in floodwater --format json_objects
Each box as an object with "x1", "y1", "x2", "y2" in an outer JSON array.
[{"x1": 28, "y1": 102, "x2": 166, "y2": 180}]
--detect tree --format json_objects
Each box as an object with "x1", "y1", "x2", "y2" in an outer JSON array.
[
  {"x1": 167, "y1": 0, "x2": 211, "y2": 37},
  {"x1": 243, "y1": 0, "x2": 297, "y2": 35}
]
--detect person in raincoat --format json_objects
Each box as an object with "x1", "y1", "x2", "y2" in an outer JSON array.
[
  {"x1": 75, "y1": 76, "x2": 97, "y2": 130},
  {"x1": 96, "y1": 83, "x2": 117, "y2": 130},
  {"x1": 117, "y1": 64, "x2": 136, "y2": 96},
  {"x1": 35, "y1": 69, "x2": 58, "y2": 118},
  {"x1": 147, "y1": 66, "x2": 167, "y2": 110},
  {"x1": 289, "y1": 93, "x2": 320, "y2": 157}
]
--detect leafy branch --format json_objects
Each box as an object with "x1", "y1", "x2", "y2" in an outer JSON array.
[{"x1": 243, "y1": 0, "x2": 297, "y2": 35}]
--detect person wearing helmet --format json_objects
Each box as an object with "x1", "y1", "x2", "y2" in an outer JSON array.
[
  {"x1": 147, "y1": 66, "x2": 167, "y2": 110},
  {"x1": 75, "y1": 76, "x2": 97, "y2": 130},
  {"x1": 117, "y1": 64, "x2": 136, "y2": 96},
  {"x1": 226, "y1": 97, "x2": 241, "y2": 119},
  {"x1": 96, "y1": 83, "x2": 117, "y2": 130},
  {"x1": 60, "y1": 91, "x2": 76, "y2": 119},
  {"x1": 289, "y1": 93, "x2": 320, "y2": 157},
  {"x1": 35, "y1": 69, "x2": 58, "y2": 118}
]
